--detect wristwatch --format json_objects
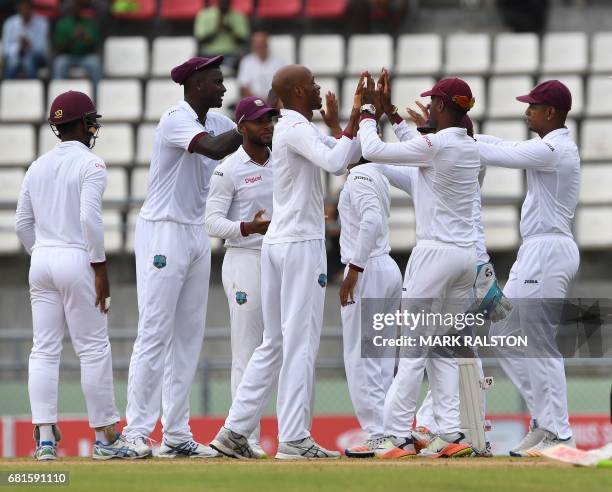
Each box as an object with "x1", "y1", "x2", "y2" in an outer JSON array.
[{"x1": 360, "y1": 104, "x2": 376, "y2": 115}]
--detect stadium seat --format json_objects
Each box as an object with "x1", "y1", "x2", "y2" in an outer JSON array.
[
  {"x1": 131, "y1": 167, "x2": 150, "y2": 201},
  {"x1": 590, "y1": 32, "x2": 612, "y2": 74},
  {"x1": 94, "y1": 124, "x2": 134, "y2": 166},
  {"x1": 256, "y1": 0, "x2": 301, "y2": 19},
  {"x1": 481, "y1": 167, "x2": 523, "y2": 200},
  {"x1": 208, "y1": 0, "x2": 254, "y2": 15},
  {"x1": 144, "y1": 79, "x2": 183, "y2": 121},
  {"x1": 0, "y1": 80, "x2": 44, "y2": 122},
  {"x1": 487, "y1": 76, "x2": 533, "y2": 118},
  {"x1": 111, "y1": 0, "x2": 156, "y2": 19},
  {"x1": 492, "y1": 33, "x2": 539, "y2": 75},
  {"x1": 538, "y1": 75, "x2": 583, "y2": 116},
  {"x1": 480, "y1": 206, "x2": 519, "y2": 250},
  {"x1": 97, "y1": 79, "x2": 142, "y2": 122},
  {"x1": 152, "y1": 37, "x2": 197, "y2": 78},
  {"x1": 46, "y1": 79, "x2": 93, "y2": 111},
  {"x1": 136, "y1": 123, "x2": 157, "y2": 165},
  {"x1": 0, "y1": 211, "x2": 20, "y2": 253},
  {"x1": 0, "y1": 169, "x2": 25, "y2": 203},
  {"x1": 340, "y1": 77, "x2": 359, "y2": 119},
  {"x1": 542, "y1": 32, "x2": 588, "y2": 74},
  {"x1": 481, "y1": 120, "x2": 527, "y2": 142},
  {"x1": 299, "y1": 35, "x2": 344, "y2": 76},
  {"x1": 103, "y1": 211, "x2": 123, "y2": 253},
  {"x1": 104, "y1": 37, "x2": 149, "y2": 78},
  {"x1": 396, "y1": 34, "x2": 442, "y2": 76},
  {"x1": 586, "y1": 75, "x2": 612, "y2": 117},
  {"x1": 0, "y1": 125, "x2": 35, "y2": 166},
  {"x1": 391, "y1": 77, "x2": 436, "y2": 114},
  {"x1": 222, "y1": 77, "x2": 239, "y2": 108},
  {"x1": 579, "y1": 164, "x2": 612, "y2": 204},
  {"x1": 460, "y1": 76, "x2": 485, "y2": 119},
  {"x1": 576, "y1": 207, "x2": 612, "y2": 248},
  {"x1": 104, "y1": 168, "x2": 129, "y2": 203},
  {"x1": 580, "y1": 119, "x2": 612, "y2": 161},
  {"x1": 388, "y1": 207, "x2": 416, "y2": 251},
  {"x1": 38, "y1": 125, "x2": 58, "y2": 155},
  {"x1": 347, "y1": 34, "x2": 393, "y2": 75},
  {"x1": 312, "y1": 77, "x2": 340, "y2": 120},
  {"x1": 160, "y1": 0, "x2": 204, "y2": 19},
  {"x1": 445, "y1": 33, "x2": 490, "y2": 75},
  {"x1": 269, "y1": 35, "x2": 296, "y2": 65},
  {"x1": 304, "y1": 0, "x2": 347, "y2": 18}
]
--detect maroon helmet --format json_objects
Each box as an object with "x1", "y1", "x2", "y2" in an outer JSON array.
[{"x1": 48, "y1": 91, "x2": 101, "y2": 147}]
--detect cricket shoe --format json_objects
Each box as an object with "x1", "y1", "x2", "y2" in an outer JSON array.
[
  {"x1": 373, "y1": 436, "x2": 416, "y2": 459},
  {"x1": 509, "y1": 422, "x2": 546, "y2": 457},
  {"x1": 275, "y1": 437, "x2": 340, "y2": 460},
  {"x1": 93, "y1": 434, "x2": 152, "y2": 460},
  {"x1": 210, "y1": 427, "x2": 255, "y2": 459},
  {"x1": 250, "y1": 442, "x2": 268, "y2": 459},
  {"x1": 345, "y1": 436, "x2": 388, "y2": 458},
  {"x1": 418, "y1": 432, "x2": 472, "y2": 458},
  {"x1": 158, "y1": 439, "x2": 219, "y2": 458},
  {"x1": 412, "y1": 426, "x2": 436, "y2": 453},
  {"x1": 34, "y1": 441, "x2": 57, "y2": 461},
  {"x1": 520, "y1": 432, "x2": 576, "y2": 458}
]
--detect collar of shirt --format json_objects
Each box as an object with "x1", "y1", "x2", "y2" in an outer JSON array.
[
  {"x1": 236, "y1": 145, "x2": 270, "y2": 167},
  {"x1": 279, "y1": 108, "x2": 309, "y2": 123},
  {"x1": 56, "y1": 140, "x2": 90, "y2": 151},
  {"x1": 435, "y1": 127, "x2": 468, "y2": 137},
  {"x1": 543, "y1": 127, "x2": 570, "y2": 141}
]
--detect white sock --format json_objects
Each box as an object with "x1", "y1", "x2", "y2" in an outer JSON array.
[
  {"x1": 39, "y1": 425, "x2": 55, "y2": 443},
  {"x1": 95, "y1": 430, "x2": 113, "y2": 445}
]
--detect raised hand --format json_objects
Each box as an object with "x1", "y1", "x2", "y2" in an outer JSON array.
[
  {"x1": 361, "y1": 71, "x2": 376, "y2": 106},
  {"x1": 406, "y1": 101, "x2": 430, "y2": 128},
  {"x1": 320, "y1": 91, "x2": 341, "y2": 134},
  {"x1": 377, "y1": 68, "x2": 394, "y2": 115}
]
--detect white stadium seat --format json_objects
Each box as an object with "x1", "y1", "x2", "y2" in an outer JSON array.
[
  {"x1": 576, "y1": 207, "x2": 612, "y2": 248},
  {"x1": 47, "y1": 79, "x2": 93, "y2": 112},
  {"x1": 481, "y1": 167, "x2": 524, "y2": 200},
  {"x1": 104, "y1": 36, "x2": 149, "y2": 78},
  {"x1": 579, "y1": 165, "x2": 612, "y2": 204},
  {"x1": 487, "y1": 76, "x2": 533, "y2": 118},
  {"x1": 347, "y1": 34, "x2": 393, "y2": 75},
  {"x1": 538, "y1": 75, "x2": 583, "y2": 116},
  {"x1": 103, "y1": 211, "x2": 123, "y2": 253},
  {"x1": 97, "y1": 79, "x2": 142, "y2": 122},
  {"x1": 481, "y1": 206, "x2": 519, "y2": 250},
  {"x1": 461, "y1": 76, "x2": 485, "y2": 119},
  {"x1": 341, "y1": 77, "x2": 359, "y2": 119},
  {"x1": 542, "y1": 32, "x2": 588, "y2": 74},
  {"x1": 445, "y1": 33, "x2": 490, "y2": 75},
  {"x1": 0, "y1": 124, "x2": 35, "y2": 166},
  {"x1": 136, "y1": 123, "x2": 157, "y2": 165},
  {"x1": 312, "y1": 77, "x2": 339, "y2": 120},
  {"x1": 327, "y1": 173, "x2": 346, "y2": 196},
  {"x1": 580, "y1": 119, "x2": 612, "y2": 161},
  {"x1": 104, "y1": 168, "x2": 128, "y2": 202},
  {"x1": 94, "y1": 123, "x2": 134, "y2": 166},
  {"x1": 221, "y1": 77, "x2": 239, "y2": 108},
  {"x1": 299, "y1": 35, "x2": 344, "y2": 76},
  {"x1": 0, "y1": 168, "x2": 24, "y2": 202},
  {"x1": 152, "y1": 37, "x2": 197, "y2": 78},
  {"x1": 38, "y1": 125, "x2": 58, "y2": 155},
  {"x1": 481, "y1": 120, "x2": 527, "y2": 142},
  {"x1": 0, "y1": 80, "x2": 44, "y2": 122},
  {"x1": 389, "y1": 206, "x2": 416, "y2": 251},
  {"x1": 144, "y1": 79, "x2": 183, "y2": 121},
  {"x1": 590, "y1": 32, "x2": 612, "y2": 74},
  {"x1": 269, "y1": 35, "x2": 296, "y2": 65},
  {"x1": 586, "y1": 75, "x2": 612, "y2": 117},
  {"x1": 391, "y1": 77, "x2": 436, "y2": 114},
  {"x1": 131, "y1": 167, "x2": 150, "y2": 202},
  {"x1": 0, "y1": 211, "x2": 20, "y2": 253},
  {"x1": 396, "y1": 34, "x2": 442, "y2": 75},
  {"x1": 125, "y1": 210, "x2": 139, "y2": 252},
  {"x1": 493, "y1": 33, "x2": 539, "y2": 75}
]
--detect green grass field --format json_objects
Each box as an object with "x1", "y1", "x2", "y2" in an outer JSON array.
[{"x1": 1, "y1": 458, "x2": 611, "y2": 492}]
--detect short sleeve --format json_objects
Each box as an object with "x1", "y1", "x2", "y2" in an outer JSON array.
[{"x1": 161, "y1": 109, "x2": 207, "y2": 153}]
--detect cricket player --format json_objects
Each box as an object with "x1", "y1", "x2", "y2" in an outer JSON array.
[
  {"x1": 357, "y1": 74, "x2": 480, "y2": 458},
  {"x1": 475, "y1": 80, "x2": 581, "y2": 456},
  {"x1": 337, "y1": 156, "x2": 403, "y2": 458},
  {"x1": 204, "y1": 96, "x2": 279, "y2": 459},
  {"x1": 210, "y1": 65, "x2": 361, "y2": 459},
  {"x1": 124, "y1": 56, "x2": 242, "y2": 458},
  {"x1": 15, "y1": 91, "x2": 142, "y2": 460}
]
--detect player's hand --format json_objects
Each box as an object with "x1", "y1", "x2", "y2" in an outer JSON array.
[
  {"x1": 93, "y1": 263, "x2": 110, "y2": 314},
  {"x1": 243, "y1": 209, "x2": 271, "y2": 235},
  {"x1": 320, "y1": 91, "x2": 341, "y2": 135},
  {"x1": 407, "y1": 101, "x2": 430, "y2": 128},
  {"x1": 377, "y1": 68, "x2": 394, "y2": 116},
  {"x1": 340, "y1": 268, "x2": 360, "y2": 307},
  {"x1": 361, "y1": 72, "x2": 376, "y2": 106},
  {"x1": 468, "y1": 263, "x2": 513, "y2": 323},
  {"x1": 353, "y1": 74, "x2": 365, "y2": 112}
]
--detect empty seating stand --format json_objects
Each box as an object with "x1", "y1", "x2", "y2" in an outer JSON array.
[
  {"x1": 304, "y1": 0, "x2": 348, "y2": 19},
  {"x1": 160, "y1": 0, "x2": 204, "y2": 20},
  {"x1": 257, "y1": 0, "x2": 302, "y2": 19}
]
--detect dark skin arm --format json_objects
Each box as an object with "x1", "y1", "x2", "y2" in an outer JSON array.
[
  {"x1": 339, "y1": 268, "x2": 360, "y2": 307},
  {"x1": 190, "y1": 129, "x2": 242, "y2": 161},
  {"x1": 242, "y1": 209, "x2": 271, "y2": 235},
  {"x1": 92, "y1": 262, "x2": 110, "y2": 314}
]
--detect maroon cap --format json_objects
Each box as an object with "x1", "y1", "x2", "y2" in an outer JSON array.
[
  {"x1": 170, "y1": 56, "x2": 224, "y2": 85},
  {"x1": 421, "y1": 77, "x2": 475, "y2": 111},
  {"x1": 516, "y1": 80, "x2": 572, "y2": 112},
  {"x1": 235, "y1": 96, "x2": 279, "y2": 123},
  {"x1": 48, "y1": 90, "x2": 100, "y2": 125}
]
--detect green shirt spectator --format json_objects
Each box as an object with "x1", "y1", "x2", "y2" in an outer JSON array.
[{"x1": 54, "y1": 14, "x2": 99, "y2": 56}]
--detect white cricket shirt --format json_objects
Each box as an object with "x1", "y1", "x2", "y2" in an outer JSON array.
[
  {"x1": 139, "y1": 100, "x2": 236, "y2": 225},
  {"x1": 15, "y1": 140, "x2": 107, "y2": 263},
  {"x1": 205, "y1": 145, "x2": 273, "y2": 250}
]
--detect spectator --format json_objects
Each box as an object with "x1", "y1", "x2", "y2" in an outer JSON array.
[
  {"x1": 52, "y1": 0, "x2": 102, "y2": 86},
  {"x1": 237, "y1": 32, "x2": 284, "y2": 99},
  {"x1": 194, "y1": 0, "x2": 250, "y2": 70},
  {"x1": 2, "y1": 0, "x2": 48, "y2": 79}
]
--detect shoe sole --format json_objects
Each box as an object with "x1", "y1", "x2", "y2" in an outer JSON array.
[
  {"x1": 209, "y1": 440, "x2": 251, "y2": 460},
  {"x1": 376, "y1": 448, "x2": 416, "y2": 459},
  {"x1": 35, "y1": 455, "x2": 56, "y2": 461},
  {"x1": 92, "y1": 450, "x2": 152, "y2": 461},
  {"x1": 422, "y1": 444, "x2": 473, "y2": 459},
  {"x1": 157, "y1": 453, "x2": 219, "y2": 459},
  {"x1": 345, "y1": 449, "x2": 375, "y2": 458},
  {"x1": 275, "y1": 452, "x2": 340, "y2": 460}
]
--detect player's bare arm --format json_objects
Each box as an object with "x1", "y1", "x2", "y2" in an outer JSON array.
[{"x1": 191, "y1": 130, "x2": 242, "y2": 161}]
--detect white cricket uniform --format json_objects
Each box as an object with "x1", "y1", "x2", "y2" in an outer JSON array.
[
  {"x1": 360, "y1": 118, "x2": 480, "y2": 437},
  {"x1": 125, "y1": 100, "x2": 235, "y2": 444},
  {"x1": 204, "y1": 145, "x2": 273, "y2": 444},
  {"x1": 224, "y1": 108, "x2": 360, "y2": 442},
  {"x1": 477, "y1": 128, "x2": 580, "y2": 439},
  {"x1": 338, "y1": 163, "x2": 402, "y2": 439},
  {"x1": 15, "y1": 141, "x2": 119, "y2": 429}
]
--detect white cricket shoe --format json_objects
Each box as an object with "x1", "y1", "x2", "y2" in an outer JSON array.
[
  {"x1": 418, "y1": 432, "x2": 472, "y2": 458},
  {"x1": 250, "y1": 441, "x2": 268, "y2": 459},
  {"x1": 93, "y1": 434, "x2": 152, "y2": 460},
  {"x1": 158, "y1": 439, "x2": 219, "y2": 458},
  {"x1": 509, "y1": 424, "x2": 546, "y2": 457},
  {"x1": 521, "y1": 432, "x2": 576, "y2": 457},
  {"x1": 372, "y1": 436, "x2": 416, "y2": 459},
  {"x1": 412, "y1": 427, "x2": 436, "y2": 453},
  {"x1": 345, "y1": 436, "x2": 388, "y2": 458},
  {"x1": 275, "y1": 437, "x2": 340, "y2": 460},
  {"x1": 34, "y1": 442, "x2": 57, "y2": 461},
  {"x1": 210, "y1": 427, "x2": 255, "y2": 459}
]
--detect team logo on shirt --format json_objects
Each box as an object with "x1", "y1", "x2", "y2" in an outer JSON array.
[
  {"x1": 236, "y1": 291, "x2": 248, "y2": 305},
  {"x1": 318, "y1": 274, "x2": 327, "y2": 288},
  {"x1": 153, "y1": 254, "x2": 167, "y2": 269},
  {"x1": 208, "y1": 130, "x2": 216, "y2": 137}
]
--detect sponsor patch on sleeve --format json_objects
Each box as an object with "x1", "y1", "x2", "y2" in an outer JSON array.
[
  {"x1": 544, "y1": 142, "x2": 555, "y2": 152},
  {"x1": 214, "y1": 170, "x2": 224, "y2": 176},
  {"x1": 422, "y1": 135, "x2": 433, "y2": 148}
]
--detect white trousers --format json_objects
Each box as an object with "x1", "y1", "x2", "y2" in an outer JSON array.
[
  {"x1": 28, "y1": 247, "x2": 119, "y2": 428},
  {"x1": 125, "y1": 218, "x2": 211, "y2": 444},
  {"x1": 341, "y1": 255, "x2": 402, "y2": 439},
  {"x1": 490, "y1": 234, "x2": 579, "y2": 439},
  {"x1": 384, "y1": 241, "x2": 476, "y2": 437},
  {"x1": 225, "y1": 239, "x2": 326, "y2": 442},
  {"x1": 221, "y1": 247, "x2": 265, "y2": 443}
]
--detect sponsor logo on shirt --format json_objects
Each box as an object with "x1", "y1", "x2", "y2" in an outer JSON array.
[
  {"x1": 214, "y1": 170, "x2": 224, "y2": 176},
  {"x1": 423, "y1": 135, "x2": 433, "y2": 148},
  {"x1": 353, "y1": 175, "x2": 372, "y2": 182},
  {"x1": 544, "y1": 142, "x2": 555, "y2": 152},
  {"x1": 245, "y1": 175, "x2": 262, "y2": 185},
  {"x1": 95, "y1": 162, "x2": 106, "y2": 169},
  {"x1": 524, "y1": 279, "x2": 539, "y2": 284}
]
